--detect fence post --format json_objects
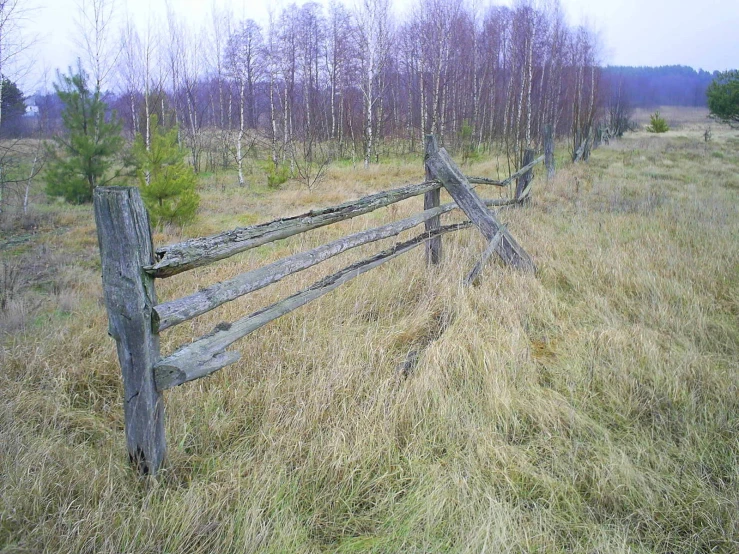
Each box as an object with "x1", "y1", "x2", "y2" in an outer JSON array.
[
  {"x1": 424, "y1": 135, "x2": 442, "y2": 265},
  {"x1": 94, "y1": 186, "x2": 165, "y2": 476},
  {"x1": 544, "y1": 124, "x2": 555, "y2": 179},
  {"x1": 515, "y1": 148, "x2": 535, "y2": 202}
]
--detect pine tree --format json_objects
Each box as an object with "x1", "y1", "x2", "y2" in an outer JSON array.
[
  {"x1": 706, "y1": 70, "x2": 739, "y2": 127},
  {"x1": 133, "y1": 115, "x2": 199, "y2": 226},
  {"x1": 0, "y1": 78, "x2": 27, "y2": 137},
  {"x1": 646, "y1": 111, "x2": 669, "y2": 133},
  {"x1": 44, "y1": 66, "x2": 124, "y2": 203}
]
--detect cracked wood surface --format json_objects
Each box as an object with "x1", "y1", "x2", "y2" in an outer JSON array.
[{"x1": 94, "y1": 187, "x2": 165, "y2": 476}]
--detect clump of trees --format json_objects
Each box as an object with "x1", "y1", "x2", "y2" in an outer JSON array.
[
  {"x1": 34, "y1": 0, "x2": 610, "y2": 213},
  {"x1": 602, "y1": 66, "x2": 715, "y2": 107},
  {"x1": 706, "y1": 70, "x2": 739, "y2": 127},
  {"x1": 0, "y1": 78, "x2": 26, "y2": 137},
  {"x1": 0, "y1": 0, "x2": 46, "y2": 223}
]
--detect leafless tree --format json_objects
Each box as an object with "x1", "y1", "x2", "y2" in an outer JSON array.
[
  {"x1": 95, "y1": 0, "x2": 605, "y2": 184},
  {"x1": 75, "y1": 0, "x2": 119, "y2": 91},
  {"x1": 204, "y1": 2, "x2": 233, "y2": 170},
  {"x1": 325, "y1": 1, "x2": 353, "y2": 152},
  {"x1": 0, "y1": 0, "x2": 41, "y2": 222},
  {"x1": 570, "y1": 25, "x2": 600, "y2": 162},
  {"x1": 226, "y1": 19, "x2": 264, "y2": 186},
  {"x1": 356, "y1": 0, "x2": 391, "y2": 168}
]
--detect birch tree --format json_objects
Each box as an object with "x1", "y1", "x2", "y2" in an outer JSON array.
[
  {"x1": 226, "y1": 19, "x2": 263, "y2": 186},
  {"x1": 75, "y1": 0, "x2": 119, "y2": 91},
  {"x1": 356, "y1": 0, "x2": 391, "y2": 167}
]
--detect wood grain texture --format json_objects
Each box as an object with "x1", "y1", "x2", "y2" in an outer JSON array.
[
  {"x1": 424, "y1": 135, "x2": 442, "y2": 265},
  {"x1": 148, "y1": 163, "x2": 537, "y2": 278},
  {"x1": 93, "y1": 187, "x2": 165, "y2": 476},
  {"x1": 515, "y1": 148, "x2": 535, "y2": 201},
  {"x1": 466, "y1": 176, "x2": 507, "y2": 186},
  {"x1": 154, "y1": 223, "x2": 470, "y2": 390}
]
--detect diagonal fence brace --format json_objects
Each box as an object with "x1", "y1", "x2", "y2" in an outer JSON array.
[
  {"x1": 424, "y1": 136, "x2": 536, "y2": 273},
  {"x1": 465, "y1": 226, "x2": 507, "y2": 286}
]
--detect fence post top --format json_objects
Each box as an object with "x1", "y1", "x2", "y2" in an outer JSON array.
[{"x1": 94, "y1": 185, "x2": 140, "y2": 195}]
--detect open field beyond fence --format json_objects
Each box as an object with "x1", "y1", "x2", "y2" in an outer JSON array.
[{"x1": 1, "y1": 120, "x2": 738, "y2": 552}]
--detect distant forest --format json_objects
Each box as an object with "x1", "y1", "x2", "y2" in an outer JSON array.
[{"x1": 602, "y1": 65, "x2": 717, "y2": 108}]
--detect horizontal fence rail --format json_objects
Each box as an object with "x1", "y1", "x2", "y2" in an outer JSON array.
[
  {"x1": 147, "y1": 157, "x2": 543, "y2": 279},
  {"x1": 153, "y1": 195, "x2": 521, "y2": 332},
  {"x1": 94, "y1": 135, "x2": 543, "y2": 476},
  {"x1": 154, "y1": 223, "x2": 471, "y2": 390}
]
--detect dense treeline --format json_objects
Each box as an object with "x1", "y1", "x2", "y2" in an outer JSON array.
[
  {"x1": 602, "y1": 65, "x2": 716, "y2": 108},
  {"x1": 47, "y1": 0, "x2": 599, "y2": 174},
  {"x1": 12, "y1": 0, "x2": 609, "y2": 188}
]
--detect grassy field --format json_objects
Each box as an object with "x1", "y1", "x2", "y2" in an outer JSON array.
[{"x1": 1, "y1": 112, "x2": 738, "y2": 552}]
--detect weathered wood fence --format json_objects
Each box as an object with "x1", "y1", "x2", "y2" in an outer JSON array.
[{"x1": 94, "y1": 136, "x2": 543, "y2": 475}]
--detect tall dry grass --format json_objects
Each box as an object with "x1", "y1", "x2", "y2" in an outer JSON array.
[{"x1": 1, "y1": 121, "x2": 738, "y2": 552}]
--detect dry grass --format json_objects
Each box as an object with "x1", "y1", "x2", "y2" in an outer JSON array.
[{"x1": 1, "y1": 120, "x2": 738, "y2": 552}]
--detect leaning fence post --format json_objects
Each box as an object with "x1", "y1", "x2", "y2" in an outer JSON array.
[
  {"x1": 544, "y1": 124, "x2": 555, "y2": 179},
  {"x1": 424, "y1": 135, "x2": 442, "y2": 265},
  {"x1": 515, "y1": 148, "x2": 536, "y2": 202},
  {"x1": 94, "y1": 186, "x2": 165, "y2": 476}
]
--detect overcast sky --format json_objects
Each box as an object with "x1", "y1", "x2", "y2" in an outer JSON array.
[{"x1": 18, "y1": 0, "x2": 739, "y2": 93}]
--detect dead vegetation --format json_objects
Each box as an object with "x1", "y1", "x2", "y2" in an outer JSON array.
[{"x1": 1, "y1": 119, "x2": 738, "y2": 552}]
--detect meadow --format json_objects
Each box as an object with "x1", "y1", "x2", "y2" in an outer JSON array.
[{"x1": 1, "y1": 109, "x2": 737, "y2": 552}]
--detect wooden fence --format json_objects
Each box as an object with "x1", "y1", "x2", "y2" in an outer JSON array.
[{"x1": 94, "y1": 135, "x2": 543, "y2": 476}]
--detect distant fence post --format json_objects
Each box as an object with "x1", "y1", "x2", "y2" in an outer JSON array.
[
  {"x1": 94, "y1": 186, "x2": 165, "y2": 476},
  {"x1": 544, "y1": 124, "x2": 555, "y2": 179},
  {"x1": 515, "y1": 148, "x2": 536, "y2": 202},
  {"x1": 424, "y1": 135, "x2": 442, "y2": 265}
]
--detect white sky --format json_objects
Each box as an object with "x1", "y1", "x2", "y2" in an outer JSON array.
[{"x1": 18, "y1": 0, "x2": 739, "y2": 94}]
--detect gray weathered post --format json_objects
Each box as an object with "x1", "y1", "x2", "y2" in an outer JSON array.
[
  {"x1": 544, "y1": 124, "x2": 555, "y2": 179},
  {"x1": 515, "y1": 148, "x2": 535, "y2": 202},
  {"x1": 424, "y1": 135, "x2": 442, "y2": 265},
  {"x1": 94, "y1": 186, "x2": 165, "y2": 476}
]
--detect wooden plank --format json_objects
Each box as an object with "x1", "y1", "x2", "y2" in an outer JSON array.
[
  {"x1": 426, "y1": 147, "x2": 536, "y2": 272},
  {"x1": 154, "y1": 223, "x2": 471, "y2": 391},
  {"x1": 148, "y1": 179, "x2": 442, "y2": 278},
  {"x1": 515, "y1": 148, "x2": 535, "y2": 201},
  {"x1": 424, "y1": 135, "x2": 442, "y2": 265},
  {"x1": 467, "y1": 176, "x2": 506, "y2": 186},
  {"x1": 464, "y1": 226, "x2": 506, "y2": 286},
  {"x1": 154, "y1": 199, "x2": 465, "y2": 332},
  {"x1": 465, "y1": 158, "x2": 543, "y2": 187},
  {"x1": 93, "y1": 187, "x2": 165, "y2": 476},
  {"x1": 500, "y1": 154, "x2": 543, "y2": 187}
]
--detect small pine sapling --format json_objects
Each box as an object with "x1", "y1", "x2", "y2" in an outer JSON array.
[
  {"x1": 133, "y1": 115, "x2": 199, "y2": 226},
  {"x1": 646, "y1": 111, "x2": 669, "y2": 133},
  {"x1": 45, "y1": 67, "x2": 125, "y2": 203}
]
